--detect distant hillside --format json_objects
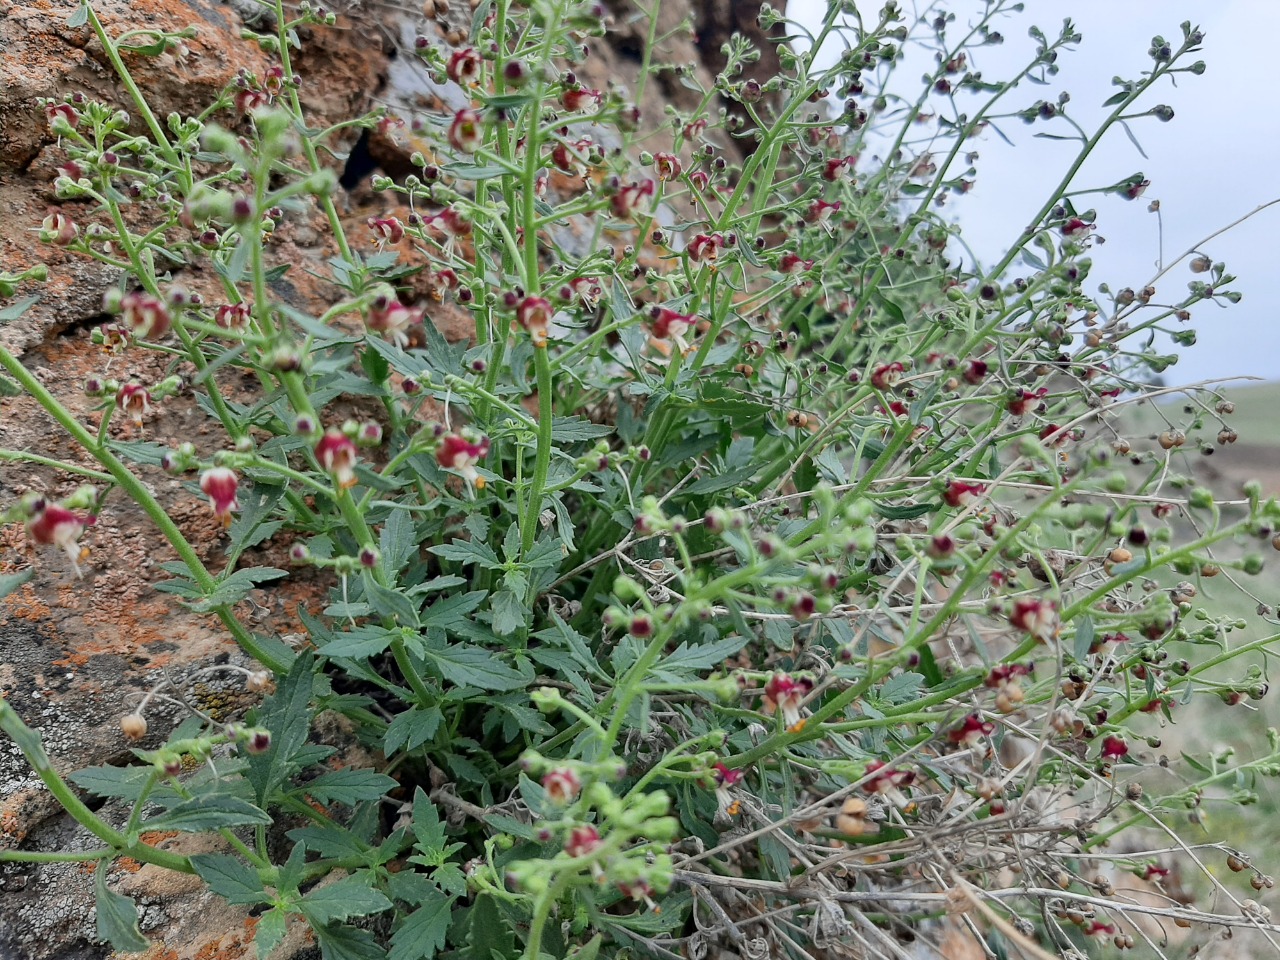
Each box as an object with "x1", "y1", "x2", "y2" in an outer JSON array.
[{"x1": 1122, "y1": 378, "x2": 1280, "y2": 497}]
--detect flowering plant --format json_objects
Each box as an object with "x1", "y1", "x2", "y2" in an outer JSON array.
[{"x1": 3, "y1": 1, "x2": 1279, "y2": 958}]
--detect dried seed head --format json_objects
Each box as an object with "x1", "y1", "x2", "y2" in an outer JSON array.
[
  {"x1": 120, "y1": 713, "x2": 148, "y2": 741},
  {"x1": 246, "y1": 671, "x2": 275, "y2": 693}
]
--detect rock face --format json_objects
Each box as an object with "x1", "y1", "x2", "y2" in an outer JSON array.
[{"x1": 0, "y1": 1, "x2": 780, "y2": 958}]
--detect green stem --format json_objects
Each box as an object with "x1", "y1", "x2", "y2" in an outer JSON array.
[
  {"x1": 84, "y1": 3, "x2": 190, "y2": 193},
  {"x1": 0, "y1": 344, "x2": 290, "y2": 673},
  {"x1": 0, "y1": 449, "x2": 114, "y2": 482},
  {"x1": 0, "y1": 698, "x2": 193, "y2": 874},
  {"x1": 521, "y1": 346, "x2": 555, "y2": 558}
]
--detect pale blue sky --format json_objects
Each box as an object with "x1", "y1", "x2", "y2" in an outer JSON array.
[{"x1": 792, "y1": 0, "x2": 1280, "y2": 388}]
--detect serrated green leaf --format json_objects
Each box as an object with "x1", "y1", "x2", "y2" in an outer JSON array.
[
  {"x1": 255, "y1": 906, "x2": 287, "y2": 958},
  {"x1": 319, "y1": 626, "x2": 394, "y2": 659},
  {"x1": 423, "y1": 637, "x2": 528, "y2": 691},
  {"x1": 363, "y1": 574, "x2": 421, "y2": 626},
  {"x1": 422, "y1": 591, "x2": 491, "y2": 634},
  {"x1": 411, "y1": 787, "x2": 447, "y2": 855},
  {"x1": 878, "y1": 672, "x2": 925, "y2": 705},
  {"x1": 385, "y1": 706, "x2": 443, "y2": 755},
  {"x1": 246, "y1": 653, "x2": 315, "y2": 806},
  {"x1": 381, "y1": 509, "x2": 419, "y2": 576},
  {"x1": 534, "y1": 613, "x2": 607, "y2": 679},
  {"x1": 146, "y1": 794, "x2": 272, "y2": 832},
  {"x1": 1073, "y1": 615, "x2": 1095, "y2": 662},
  {"x1": 301, "y1": 770, "x2": 398, "y2": 805},
  {"x1": 69, "y1": 763, "x2": 155, "y2": 801},
  {"x1": 190, "y1": 853, "x2": 267, "y2": 905},
  {"x1": 428, "y1": 540, "x2": 502, "y2": 568},
  {"x1": 0, "y1": 295, "x2": 39, "y2": 324},
  {"x1": 443, "y1": 164, "x2": 512, "y2": 180},
  {"x1": 0, "y1": 568, "x2": 33, "y2": 601},
  {"x1": 488, "y1": 590, "x2": 525, "y2": 637},
  {"x1": 389, "y1": 887, "x2": 455, "y2": 960},
  {"x1": 94, "y1": 860, "x2": 149, "y2": 952},
  {"x1": 873, "y1": 501, "x2": 934, "y2": 521},
  {"x1": 549, "y1": 417, "x2": 613, "y2": 442},
  {"x1": 190, "y1": 567, "x2": 289, "y2": 612},
  {"x1": 107, "y1": 439, "x2": 172, "y2": 467},
  {"x1": 299, "y1": 875, "x2": 393, "y2": 926},
  {"x1": 313, "y1": 922, "x2": 386, "y2": 960},
  {"x1": 289, "y1": 825, "x2": 370, "y2": 860},
  {"x1": 654, "y1": 635, "x2": 747, "y2": 676},
  {"x1": 460, "y1": 894, "x2": 515, "y2": 960}
]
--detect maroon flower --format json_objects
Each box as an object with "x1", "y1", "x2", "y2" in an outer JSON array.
[
  {"x1": 687, "y1": 232, "x2": 724, "y2": 265},
  {"x1": 1061, "y1": 217, "x2": 1093, "y2": 239},
  {"x1": 763, "y1": 673, "x2": 813, "y2": 732},
  {"x1": 446, "y1": 48, "x2": 482, "y2": 86},
  {"x1": 985, "y1": 664, "x2": 1032, "y2": 689},
  {"x1": 1125, "y1": 179, "x2": 1150, "y2": 200},
  {"x1": 1101, "y1": 735, "x2": 1128, "y2": 760},
  {"x1": 881, "y1": 400, "x2": 909, "y2": 418},
  {"x1": 561, "y1": 87, "x2": 602, "y2": 114},
  {"x1": 423, "y1": 206, "x2": 471, "y2": 239},
  {"x1": 516, "y1": 295, "x2": 553, "y2": 348},
  {"x1": 610, "y1": 179, "x2": 655, "y2": 219},
  {"x1": 712, "y1": 762, "x2": 743, "y2": 817},
  {"x1": 962, "y1": 360, "x2": 988, "y2": 385},
  {"x1": 564, "y1": 825, "x2": 602, "y2": 858},
  {"x1": 316, "y1": 430, "x2": 358, "y2": 489},
  {"x1": 683, "y1": 118, "x2": 708, "y2": 140},
  {"x1": 448, "y1": 108, "x2": 483, "y2": 153},
  {"x1": 550, "y1": 137, "x2": 593, "y2": 177},
  {"x1": 199, "y1": 467, "x2": 240, "y2": 525},
  {"x1": 115, "y1": 383, "x2": 152, "y2": 425},
  {"x1": 377, "y1": 115, "x2": 406, "y2": 139},
  {"x1": 45, "y1": 102, "x2": 80, "y2": 132},
  {"x1": 119, "y1": 291, "x2": 172, "y2": 340},
  {"x1": 542, "y1": 768, "x2": 582, "y2": 805},
  {"x1": 806, "y1": 199, "x2": 842, "y2": 224},
  {"x1": 569, "y1": 276, "x2": 603, "y2": 309},
  {"x1": 822, "y1": 155, "x2": 856, "y2": 182},
  {"x1": 1039, "y1": 424, "x2": 1068, "y2": 447},
  {"x1": 862, "y1": 759, "x2": 916, "y2": 796},
  {"x1": 870, "y1": 362, "x2": 904, "y2": 391},
  {"x1": 654, "y1": 152, "x2": 683, "y2": 182},
  {"x1": 437, "y1": 433, "x2": 491, "y2": 489},
  {"x1": 1009, "y1": 597, "x2": 1058, "y2": 639},
  {"x1": 41, "y1": 212, "x2": 79, "y2": 247},
  {"x1": 426, "y1": 268, "x2": 460, "y2": 301},
  {"x1": 215, "y1": 302, "x2": 252, "y2": 334},
  {"x1": 367, "y1": 215, "x2": 405, "y2": 246},
  {"x1": 779, "y1": 252, "x2": 814, "y2": 275},
  {"x1": 55, "y1": 160, "x2": 85, "y2": 183},
  {"x1": 616, "y1": 879, "x2": 656, "y2": 907},
  {"x1": 649, "y1": 306, "x2": 694, "y2": 340},
  {"x1": 948, "y1": 712, "x2": 995, "y2": 748},
  {"x1": 1006, "y1": 387, "x2": 1048, "y2": 417},
  {"x1": 234, "y1": 87, "x2": 270, "y2": 115},
  {"x1": 365, "y1": 295, "x2": 422, "y2": 348},
  {"x1": 26, "y1": 501, "x2": 96, "y2": 576},
  {"x1": 942, "y1": 479, "x2": 986, "y2": 508}
]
